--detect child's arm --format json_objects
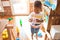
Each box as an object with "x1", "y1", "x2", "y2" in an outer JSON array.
[
  {"x1": 36, "y1": 19, "x2": 44, "y2": 22},
  {"x1": 28, "y1": 12, "x2": 33, "y2": 22}
]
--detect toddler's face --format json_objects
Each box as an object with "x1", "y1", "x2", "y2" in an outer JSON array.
[{"x1": 34, "y1": 7, "x2": 42, "y2": 14}]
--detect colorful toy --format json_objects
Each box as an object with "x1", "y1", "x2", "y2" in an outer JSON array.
[
  {"x1": 44, "y1": 1, "x2": 52, "y2": 7},
  {"x1": 38, "y1": 32, "x2": 42, "y2": 37},
  {"x1": 16, "y1": 27, "x2": 20, "y2": 34},
  {"x1": 51, "y1": 4, "x2": 56, "y2": 10},
  {"x1": 7, "y1": 18, "x2": 13, "y2": 21},
  {"x1": 16, "y1": 26, "x2": 20, "y2": 40},
  {"x1": 16, "y1": 38, "x2": 20, "y2": 40},
  {"x1": 2, "y1": 29, "x2": 8, "y2": 39},
  {"x1": 20, "y1": 19, "x2": 22, "y2": 27},
  {"x1": 44, "y1": 0, "x2": 57, "y2": 10}
]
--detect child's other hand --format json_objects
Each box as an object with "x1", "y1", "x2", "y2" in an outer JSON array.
[
  {"x1": 29, "y1": 19, "x2": 33, "y2": 22},
  {"x1": 41, "y1": 25, "x2": 45, "y2": 32}
]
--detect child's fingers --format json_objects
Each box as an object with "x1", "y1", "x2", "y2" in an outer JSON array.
[{"x1": 40, "y1": 24, "x2": 45, "y2": 32}]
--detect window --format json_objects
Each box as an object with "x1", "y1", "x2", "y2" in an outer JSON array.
[{"x1": 10, "y1": 0, "x2": 29, "y2": 15}]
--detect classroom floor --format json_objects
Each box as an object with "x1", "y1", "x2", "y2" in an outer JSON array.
[{"x1": 15, "y1": 16, "x2": 48, "y2": 40}]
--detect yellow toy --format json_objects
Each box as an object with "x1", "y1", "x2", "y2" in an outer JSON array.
[
  {"x1": 16, "y1": 27, "x2": 20, "y2": 40},
  {"x1": 16, "y1": 27, "x2": 20, "y2": 33},
  {"x1": 2, "y1": 29, "x2": 8, "y2": 39}
]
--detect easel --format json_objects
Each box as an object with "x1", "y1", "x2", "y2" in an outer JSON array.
[
  {"x1": 47, "y1": 0, "x2": 60, "y2": 33},
  {"x1": 44, "y1": 0, "x2": 60, "y2": 40}
]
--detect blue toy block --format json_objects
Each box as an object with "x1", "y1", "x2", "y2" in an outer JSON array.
[
  {"x1": 51, "y1": 4, "x2": 56, "y2": 10},
  {"x1": 44, "y1": 1, "x2": 56, "y2": 10},
  {"x1": 38, "y1": 31, "x2": 42, "y2": 37},
  {"x1": 44, "y1": 1, "x2": 52, "y2": 7},
  {"x1": 16, "y1": 38, "x2": 20, "y2": 40}
]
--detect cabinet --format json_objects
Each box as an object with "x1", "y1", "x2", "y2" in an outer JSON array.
[{"x1": 1, "y1": 0, "x2": 12, "y2": 16}]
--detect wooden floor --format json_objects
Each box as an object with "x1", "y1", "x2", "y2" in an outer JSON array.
[
  {"x1": 3, "y1": 38, "x2": 8, "y2": 40},
  {"x1": 2, "y1": 16, "x2": 51, "y2": 40},
  {"x1": 15, "y1": 16, "x2": 51, "y2": 40}
]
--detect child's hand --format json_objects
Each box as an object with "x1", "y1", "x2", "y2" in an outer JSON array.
[
  {"x1": 39, "y1": 24, "x2": 45, "y2": 32},
  {"x1": 36, "y1": 19, "x2": 43, "y2": 22},
  {"x1": 41, "y1": 25, "x2": 45, "y2": 32}
]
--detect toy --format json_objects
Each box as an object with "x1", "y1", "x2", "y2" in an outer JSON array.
[
  {"x1": 44, "y1": 0, "x2": 57, "y2": 10},
  {"x1": 20, "y1": 19, "x2": 22, "y2": 27},
  {"x1": 38, "y1": 32, "x2": 42, "y2": 37},
  {"x1": 2, "y1": 29, "x2": 8, "y2": 39},
  {"x1": 16, "y1": 27, "x2": 20, "y2": 40},
  {"x1": 7, "y1": 18, "x2": 13, "y2": 21},
  {"x1": 44, "y1": 1, "x2": 52, "y2": 7},
  {"x1": 16, "y1": 27, "x2": 20, "y2": 33},
  {"x1": 16, "y1": 38, "x2": 20, "y2": 40}
]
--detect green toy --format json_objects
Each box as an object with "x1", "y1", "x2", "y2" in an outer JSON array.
[
  {"x1": 20, "y1": 19, "x2": 22, "y2": 27},
  {"x1": 7, "y1": 18, "x2": 13, "y2": 21}
]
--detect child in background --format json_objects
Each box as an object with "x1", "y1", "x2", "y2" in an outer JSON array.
[{"x1": 29, "y1": 0, "x2": 44, "y2": 40}]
